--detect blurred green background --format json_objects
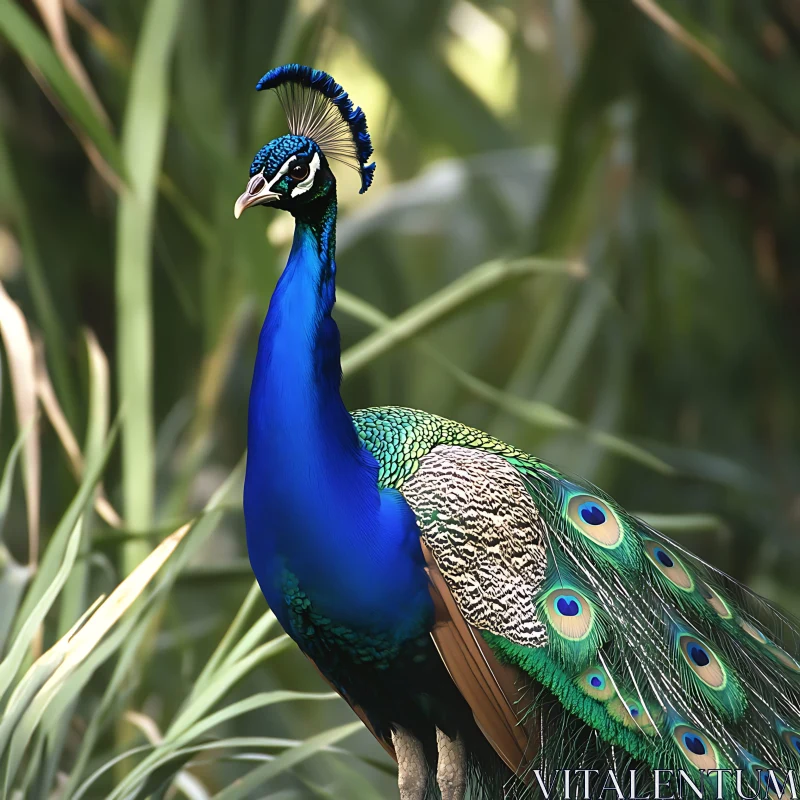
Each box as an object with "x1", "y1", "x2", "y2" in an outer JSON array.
[{"x1": 0, "y1": 0, "x2": 799, "y2": 796}]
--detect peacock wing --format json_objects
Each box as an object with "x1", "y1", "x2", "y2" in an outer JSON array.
[
  {"x1": 422, "y1": 539, "x2": 535, "y2": 773},
  {"x1": 400, "y1": 445, "x2": 547, "y2": 776},
  {"x1": 401, "y1": 441, "x2": 800, "y2": 797}
]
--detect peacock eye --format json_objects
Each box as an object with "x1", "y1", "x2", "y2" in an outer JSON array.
[{"x1": 289, "y1": 162, "x2": 310, "y2": 181}]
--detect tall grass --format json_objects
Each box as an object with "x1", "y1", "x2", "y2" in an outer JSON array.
[{"x1": 0, "y1": 0, "x2": 798, "y2": 795}]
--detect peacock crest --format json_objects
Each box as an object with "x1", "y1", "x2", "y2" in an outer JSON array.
[{"x1": 256, "y1": 63, "x2": 376, "y2": 193}]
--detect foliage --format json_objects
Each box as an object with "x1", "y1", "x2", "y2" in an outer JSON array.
[{"x1": 0, "y1": 0, "x2": 798, "y2": 795}]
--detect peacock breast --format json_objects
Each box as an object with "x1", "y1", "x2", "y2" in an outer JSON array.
[{"x1": 279, "y1": 567, "x2": 432, "y2": 672}]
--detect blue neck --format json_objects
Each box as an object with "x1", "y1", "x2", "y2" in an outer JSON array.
[
  {"x1": 244, "y1": 193, "x2": 428, "y2": 629},
  {"x1": 247, "y1": 194, "x2": 377, "y2": 509}
]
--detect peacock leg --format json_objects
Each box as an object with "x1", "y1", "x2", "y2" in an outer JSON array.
[
  {"x1": 391, "y1": 727, "x2": 428, "y2": 800},
  {"x1": 435, "y1": 728, "x2": 467, "y2": 800}
]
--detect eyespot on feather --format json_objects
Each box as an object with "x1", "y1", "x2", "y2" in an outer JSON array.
[
  {"x1": 743, "y1": 760, "x2": 792, "y2": 800},
  {"x1": 678, "y1": 634, "x2": 727, "y2": 690},
  {"x1": 543, "y1": 588, "x2": 594, "y2": 641},
  {"x1": 643, "y1": 539, "x2": 694, "y2": 591},
  {"x1": 566, "y1": 494, "x2": 622, "y2": 548},
  {"x1": 780, "y1": 727, "x2": 800, "y2": 757},
  {"x1": 576, "y1": 665, "x2": 615, "y2": 701},
  {"x1": 673, "y1": 725, "x2": 720, "y2": 771},
  {"x1": 696, "y1": 580, "x2": 733, "y2": 619},
  {"x1": 607, "y1": 695, "x2": 657, "y2": 735}
]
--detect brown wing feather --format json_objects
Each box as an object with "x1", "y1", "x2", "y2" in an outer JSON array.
[{"x1": 421, "y1": 541, "x2": 538, "y2": 774}]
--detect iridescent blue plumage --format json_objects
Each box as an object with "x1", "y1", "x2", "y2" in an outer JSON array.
[{"x1": 249, "y1": 134, "x2": 315, "y2": 178}]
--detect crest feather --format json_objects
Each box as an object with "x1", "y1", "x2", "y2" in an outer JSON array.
[{"x1": 256, "y1": 64, "x2": 376, "y2": 193}]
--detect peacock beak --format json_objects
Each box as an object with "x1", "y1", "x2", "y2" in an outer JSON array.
[{"x1": 234, "y1": 174, "x2": 281, "y2": 218}]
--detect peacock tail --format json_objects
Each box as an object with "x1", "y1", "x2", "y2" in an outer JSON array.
[{"x1": 354, "y1": 406, "x2": 800, "y2": 799}]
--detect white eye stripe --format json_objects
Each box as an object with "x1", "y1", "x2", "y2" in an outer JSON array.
[
  {"x1": 290, "y1": 152, "x2": 320, "y2": 198},
  {"x1": 264, "y1": 155, "x2": 297, "y2": 191}
]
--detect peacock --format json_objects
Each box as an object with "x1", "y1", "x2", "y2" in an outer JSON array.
[{"x1": 235, "y1": 64, "x2": 800, "y2": 800}]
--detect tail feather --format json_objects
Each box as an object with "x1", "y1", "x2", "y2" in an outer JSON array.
[{"x1": 481, "y1": 460, "x2": 800, "y2": 798}]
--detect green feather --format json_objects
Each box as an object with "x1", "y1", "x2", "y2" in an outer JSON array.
[
  {"x1": 537, "y1": 568, "x2": 608, "y2": 669},
  {"x1": 483, "y1": 635, "x2": 658, "y2": 764},
  {"x1": 670, "y1": 620, "x2": 747, "y2": 720},
  {"x1": 553, "y1": 479, "x2": 643, "y2": 571}
]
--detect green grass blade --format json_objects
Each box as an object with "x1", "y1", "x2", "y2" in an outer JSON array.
[
  {"x1": 0, "y1": 519, "x2": 81, "y2": 702},
  {"x1": 0, "y1": 0, "x2": 125, "y2": 180},
  {"x1": 0, "y1": 559, "x2": 30, "y2": 658},
  {"x1": 173, "y1": 692, "x2": 339, "y2": 749},
  {"x1": 4, "y1": 522, "x2": 191, "y2": 792},
  {"x1": 0, "y1": 597, "x2": 99, "y2": 790},
  {"x1": 11, "y1": 420, "x2": 119, "y2": 642},
  {"x1": 0, "y1": 125, "x2": 78, "y2": 424},
  {"x1": 56, "y1": 330, "x2": 113, "y2": 641},
  {"x1": 211, "y1": 721, "x2": 365, "y2": 800},
  {"x1": 0, "y1": 283, "x2": 41, "y2": 566},
  {"x1": 116, "y1": 0, "x2": 182, "y2": 573},
  {"x1": 0, "y1": 421, "x2": 30, "y2": 544},
  {"x1": 340, "y1": 257, "x2": 584, "y2": 377},
  {"x1": 337, "y1": 290, "x2": 673, "y2": 474},
  {"x1": 59, "y1": 615, "x2": 154, "y2": 799},
  {"x1": 107, "y1": 688, "x2": 335, "y2": 800},
  {"x1": 165, "y1": 636, "x2": 294, "y2": 742},
  {"x1": 0, "y1": 643, "x2": 65, "y2": 762},
  {"x1": 71, "y1": 745, "x2": 154, "y2": 800},
  {"x1": 188, "y1": 589, "x2": 274, "y2": 701}
]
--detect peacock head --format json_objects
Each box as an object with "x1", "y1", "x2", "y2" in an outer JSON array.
[
  {"x1": 234, "y1": 64, "x2": 375, "y2": 220},
  {"x1": 235, "y1": 135, "x2": 334, "y2": 217}
]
